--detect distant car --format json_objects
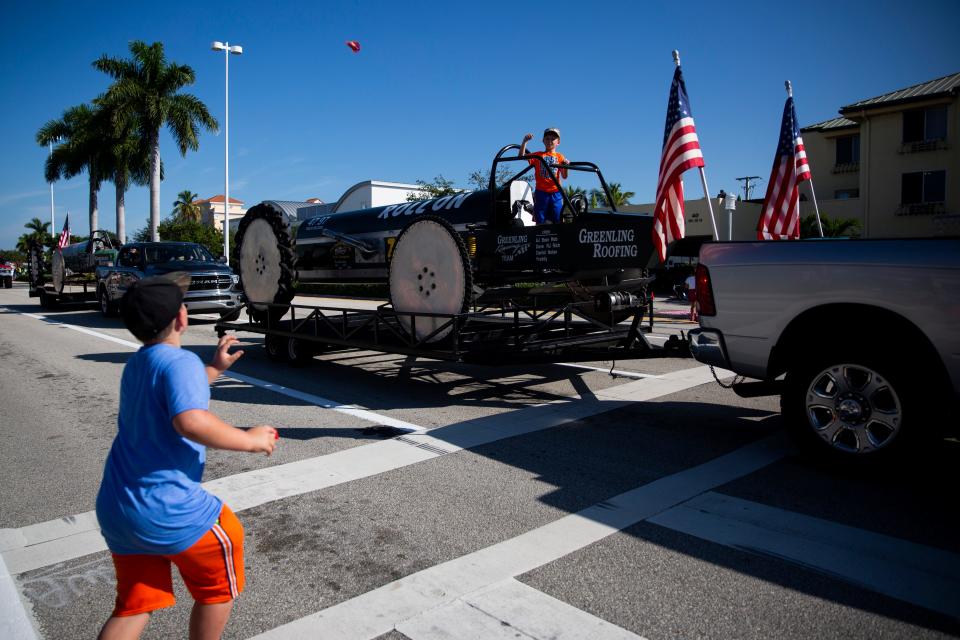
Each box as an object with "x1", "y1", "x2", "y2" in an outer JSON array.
[
  {"x1": 95, "y1": 242, "x2": 242, "y2": 319},
  {"x1": 0, "y1": 261, "x2": 15, "y2": 288}
]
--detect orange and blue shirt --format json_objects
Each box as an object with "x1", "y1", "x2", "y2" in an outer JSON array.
[{"x1": 528, "y1": 151, "x2": 567, "y2": 193}]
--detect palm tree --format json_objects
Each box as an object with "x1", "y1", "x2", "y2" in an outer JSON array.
[
  {"x1": 95, "y1": 96, "x2": 153, "y2": 245},
  {"x1": 23, "y1": 218, "x2": 51, "y2": 247},
  {"x1": 592, "y1": 182, "x2": 635, "y2": 208},
  {"x1": 36, "y1": 104, "x2": 109, "y2": 235},
  {"x1": 173, "y1": 190, "x2": 201, "y2": 222},
  {"x1": 94, "y1": 41, "x2": 218, "y2": 241}
]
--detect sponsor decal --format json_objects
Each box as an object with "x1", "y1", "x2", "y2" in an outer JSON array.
[
  {"x1": 304, "y1": 215, "x2": 331, "y2": 229},
  {"x1": 377, "y1": 192, "x2": 472, "y2": 219},
  {"x1": 495, "y1": 234, "x2": 530, "y2": 262},
  {"x1": 577, "y1": 228, "x2": 638, "y2": 259}
]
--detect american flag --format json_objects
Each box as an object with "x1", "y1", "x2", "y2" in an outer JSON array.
[
  {"x1": 757, "y1": 97, "x2": 811, "y2": 240},
  {"x1": 57, "y1": 215, "x2": 70, "y2": 252},
  {"x1": 653, "y1": 66, "x2": 705, "y2": 263}
]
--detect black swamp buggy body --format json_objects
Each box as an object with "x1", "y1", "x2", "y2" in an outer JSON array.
[{"x1": 221, "y1": 145, "x2": 689, "y2": 364}]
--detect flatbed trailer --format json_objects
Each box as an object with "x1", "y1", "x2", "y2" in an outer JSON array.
[
  {"x1": 34, "y1": 280, "x2": 98, "y2": 309},
  {"x1": 215, "y1": 295, "x2": 691, "y2": 366}
]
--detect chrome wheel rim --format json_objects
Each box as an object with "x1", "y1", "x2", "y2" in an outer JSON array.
[{"x1": 804, "y1": 363, "x2": 902, "y2": 454}]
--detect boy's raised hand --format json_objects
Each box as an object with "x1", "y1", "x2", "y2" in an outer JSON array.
[
  {"x1": 211, "y1": 334, "x2": 244, "y2": 374},
  {"x1": 523, "y1": 133, "x2": 533, "y2": 142},
  {"x1": 247, "y1": 425, "x2": 279, "y2": 456}
]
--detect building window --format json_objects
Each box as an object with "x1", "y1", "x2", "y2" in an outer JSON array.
[
  {"x1": 834, "y1": 188, "x2": 859, "y2": 200},
  {"x1": 835, "y1": 134, "x2": 860, "y2": 165},
  {"x1": 901, "y1": 170, "x2": 945, "y2": 204},
  {"x1": 903, "y1": 106, "x2": 948, "y2": 143}
]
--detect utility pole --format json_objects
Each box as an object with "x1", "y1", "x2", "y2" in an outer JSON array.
[{"x1": 736, "y1": 175, "x2": 761, "y2": 201}]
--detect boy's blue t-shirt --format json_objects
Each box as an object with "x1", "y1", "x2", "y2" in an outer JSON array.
[{"x1": 96, "y1": 344, "x2": 223, "y2": 555}]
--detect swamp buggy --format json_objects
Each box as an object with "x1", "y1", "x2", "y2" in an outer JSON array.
[{"x1": 216, "y1": 144, "x2": 691, "y2": 365}]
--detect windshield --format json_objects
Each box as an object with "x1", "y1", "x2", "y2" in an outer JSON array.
[{"x1": 144, "y1": 244, "x2": 216, "y2": 264}]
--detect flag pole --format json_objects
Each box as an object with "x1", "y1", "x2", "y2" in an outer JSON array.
[
  {"x1": 787, "y1": 80, "x2": 824, "y2": 238},
  {"x1": 674, "y1": 50, "x2": 719, "y2": 241}
]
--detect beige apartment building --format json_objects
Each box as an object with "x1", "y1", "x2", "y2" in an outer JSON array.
[
  {"x1": 195, "y1": 195, "x2": 247, "y2": 232},
  {"x1": 801, "y1": 71, "x2": 960, "y2": 238}
]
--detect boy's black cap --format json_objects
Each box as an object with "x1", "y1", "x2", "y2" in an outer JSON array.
[{"x1": 121, "y1": 273, "x2": 190, "y2": 340}]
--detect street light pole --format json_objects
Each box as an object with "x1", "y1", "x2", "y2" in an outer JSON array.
[
  {"x1": 211, "y1": 41, "x2": 243, "y2": 262},
  {"x1": 49, "y1": 141, "x2": 55, "y2": 238}
]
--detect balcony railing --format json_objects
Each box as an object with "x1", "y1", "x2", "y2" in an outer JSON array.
[{"x1": 898, "y1": 139, "x2": 949, "y2": 154}]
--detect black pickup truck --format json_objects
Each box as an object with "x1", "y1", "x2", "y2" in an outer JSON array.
[{"x1": 95, "y1": 242, "x2": 243, "y2": 320}]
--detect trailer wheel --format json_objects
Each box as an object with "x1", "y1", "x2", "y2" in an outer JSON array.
[
  {"x1": 265, "y1": 334, "x2": 287, "y2": 362},
  {"x1": 286, "y1": 337, "x2": 315, "y2": 367},
  {"x1": 2, "y1": 276, "x2": 11, "y2": 289},
  {"x1": 388, "y1": 215, "x2": 472, "y2": 342},
  {"x1": 39, "y1": 289, "x2": 57, "y2": 309},
  {"x1": 51, "y1": 251, "x2": 66, "y2": 294},
  {"x1": 235, "y1": 203, "x2": 296, "y2": 325},
  {"x1": 781, "y1": 345, "x2": 923, "y2": 465}
]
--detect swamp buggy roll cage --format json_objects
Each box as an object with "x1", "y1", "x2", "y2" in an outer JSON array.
[{"x1": 219, "y1": 143, "x2": 691, "y2": 365}]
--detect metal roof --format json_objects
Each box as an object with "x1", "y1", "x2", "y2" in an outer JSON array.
[
  {"x1": 840, "y1": 72, "x2": 960, "y2": 113},
  {"x1": 261, "y1": 200, "x2": 334, "y2": 221},
  {"x1": 801, "y1": 116, "x2": 859, "y2": 132}
]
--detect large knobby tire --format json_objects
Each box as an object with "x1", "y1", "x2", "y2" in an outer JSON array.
[
  {"x1": 781, "y1": 344, "x2": 924, "y2": 466},
  {"x1": 234, "y1": 203, "x2": 297, "y2": 325},
  {"x1": 28, "y1": 244, "x2": 45, "y2": 292},
  {"x1": 389, "y1": 215, "x2": 472, "y2": 342},
  {"x1": 51, "y1": 251, "x2": 66, "y2": 294}
]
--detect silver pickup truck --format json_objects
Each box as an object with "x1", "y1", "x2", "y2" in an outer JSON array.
[
  {"x1": 95, "y1": 242, "x2": 243, "y2": 320},
  {"x1": 689, "y1": 238, "x2": 960, "y2": 463}
]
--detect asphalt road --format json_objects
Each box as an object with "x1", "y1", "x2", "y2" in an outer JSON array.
[{"x1": 1, "y1": 282, "x2": 958, "y2": 640}]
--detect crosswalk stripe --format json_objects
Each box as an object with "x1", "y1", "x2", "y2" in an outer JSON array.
[
  {"x1": 649, "y1": 491, "x2": 960, "y2": 619},
  {"x1": 397, "y1": 578, "x2": 646, "y2": 640}
]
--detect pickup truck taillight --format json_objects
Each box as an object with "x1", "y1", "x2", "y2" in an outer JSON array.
[{"x1": 695, "y1": 263, "x2": 715, "y2": 316}]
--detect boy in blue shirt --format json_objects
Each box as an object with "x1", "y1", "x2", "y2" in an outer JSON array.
[{"x1": 96, "y1": 274, "x2": 278, "y2": 640}]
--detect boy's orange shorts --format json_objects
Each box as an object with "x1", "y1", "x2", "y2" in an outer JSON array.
[{"x1": 110, "y1": 504, "x2": 244, "y2": 617}]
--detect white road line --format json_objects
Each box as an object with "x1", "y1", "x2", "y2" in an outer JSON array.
[
  {"x1": 398, "y1": 578, "x2": 646, "y2": 640},
  {"x1": 1, "y1": 365, "x2": 724, "y2": 574},
  {"x1": 0, "y1": 549, "x2": 39, "y2": 639},
  {"x1": 251, "y1": 434, "x2": 787, "y2": 640},
  {"x1": 558, "y1": 363, "x2": 661, "y2": 379},
  {"x1": 649, "y1": 491, "x2": 960, "y2": 619}
]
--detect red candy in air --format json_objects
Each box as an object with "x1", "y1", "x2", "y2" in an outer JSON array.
[
  {"x1": 274, "y1": 431, "x2": 280, "y2": 440},
  {"x1": 345, "y1": 40, "x2": 361, "y2": 53}
]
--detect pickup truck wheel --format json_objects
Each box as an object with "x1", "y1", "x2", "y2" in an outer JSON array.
[
  {"x1": 235, "y1": 203, "x2": 296, "y2": 325},
  {"x1": 389, "y1": 216, "x2": 472, "y2": 342},
  {"x1": 98, "y1": 286, "x2": 118, "y2": 317},
  {"x1": 2, "y1": 276, "x2": 11, "y2": 288},
  {"x1": 782, "y1": 349, "x2": 918, "y2": 464},
  {"x1": 219, "y1": 308, "x2": 242, "y2": 322}
]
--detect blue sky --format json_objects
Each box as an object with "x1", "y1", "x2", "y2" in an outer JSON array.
[{"x1": 2, "y1": 0, "x2": 958, "y2": 248}]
